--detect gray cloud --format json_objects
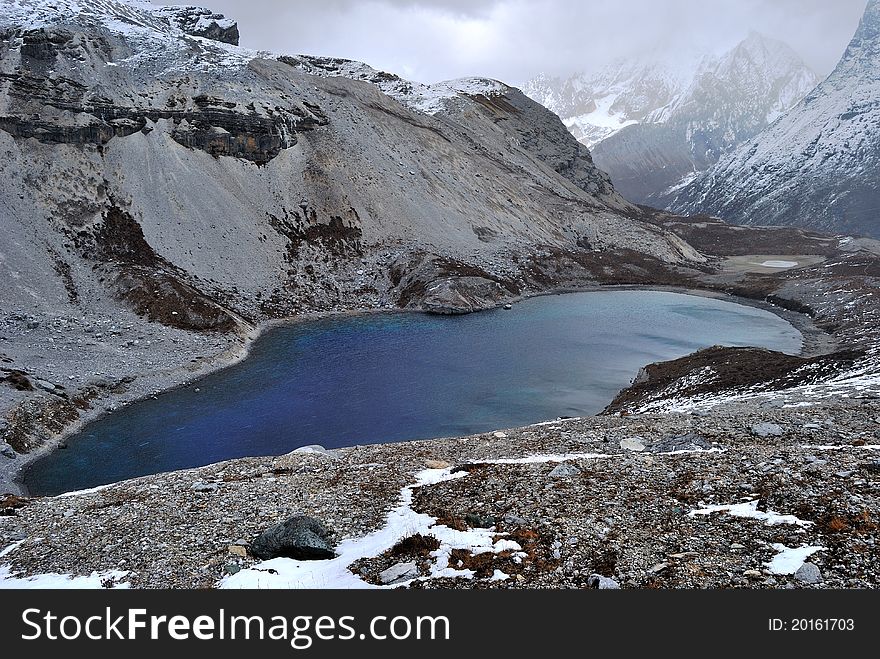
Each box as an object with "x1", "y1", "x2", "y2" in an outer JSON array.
[{"x1": 154, "y1": 0, "x2": 868, "y2": 85}]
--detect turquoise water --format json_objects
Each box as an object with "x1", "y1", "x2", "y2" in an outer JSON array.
[{"x1": 23, "y1": 291, "x2": 801, "y2": 495}]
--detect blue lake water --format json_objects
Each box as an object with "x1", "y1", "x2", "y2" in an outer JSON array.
[{"x1": 23, "y1": 291, "x2": 802, "y2": 495}]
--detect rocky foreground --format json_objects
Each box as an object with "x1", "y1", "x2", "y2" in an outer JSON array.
[{"x1": 2, "y1": 390, "x2": 879, "y2": 589}]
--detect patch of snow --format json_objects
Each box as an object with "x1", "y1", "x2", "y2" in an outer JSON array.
[
  {"x1": 0, "y1": 541, "x2": 130, "y2": 589},
  {"x1": 803, "y1": 444, "x2": 880, "y2": 452},
  {"x1": 689, "y1": 500, "x2": 812, "y2": 527},
  {"x1": 489, "y1": 569, "x2": 509, "y2": 581},
  {"x1": 754, "y1": 260, "x2": 799, "y2": 268},
  {"x1": 487, "y1": 452, "x2": 610, "y2": 465},
  {"x1": 56, "y1": 483, "x2": 114, "y2": 498},
  {"x1": 766, "y1": 544, "x2": 825, "y2": 575}
]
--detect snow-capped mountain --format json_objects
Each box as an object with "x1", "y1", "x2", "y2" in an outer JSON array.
[
  {"x1": 524, "y1": 34, "x2": 818, "y2": 205},
  {"x1": 522, "y1": 48, "x2": 708, "y2": 148},
  {"x1": 669, "y1": 0, "x2": 880, "y2": 238}
]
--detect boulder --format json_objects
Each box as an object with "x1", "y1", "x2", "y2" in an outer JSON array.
[
  {"x1": 250, "y1": 515, "x2": 336, "y2": 561},
  {"x1": 379, "y1": 561, "x2": 419, "y2": 585},
  {"x1": 620, "y1": 437, "x2": 646, "y2": 452},
  {"x1": 752, "y1": 422, "x2": 784, "y2": 437},
  {"x1": 549, "y1": 463, "x2": 581, "y2": 478},
  {"x1": 794, "y1": 562, "x2": 822, "y2": 585}
]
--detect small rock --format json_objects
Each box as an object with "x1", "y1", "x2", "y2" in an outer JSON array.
[
  {"x1": 504, "y1": 304, "x2": 513, "y2": 310},
  {"x1": 34, "y1": 379, "x2": 57, "y2": 393},
  {"x1": 752, "y1": 422, "x2": 784, "y2": 438},
  {"x1": 649, "y1": 563, "x2": 668, "y2": 574},
  {"x1": 744, "y1": 570, "x2": 763, "y2": 578},
  {"x1": 620, "y1": 438, "x2": 646, "y2": 452},
  {"x1": 250, "y1": 515, "x2": 335, "y2": 561},
  {"x1": 225, "y1": 564, "x2": 242, "y2": 575},
  {"x1": 1, "y1": 444, "x2": 15, "y2": 460},
  {"x1": 794, "y1": 562, "x2": 822, "y2": 585},
  {"x1": 425, "y1": 459, "x2": 451, "y2": 470},
  {"x1": 493, "y1": 432, "x2": 507, "y2": 439},
  {"x1": 227, "y1": 545, "x2": 248, "y2": 557},
  {"x1": 587, "y1": 574, "x2": 620, "y2": 589},
  {"x1": 503, "y1": 513, "x2": 527, "y2": 526},
  {"x1": 730, "y1": 543, "x2": 745, "y2": 550},
  {"x1": 549, "y1": 463, "x2": 581, "y2": 478},
  {"x1": 379, "y1": 562, "x2": 419, "y2": 585},
  {"x1": 191, "y1": 482, "x2": 219, "y2": 493}
]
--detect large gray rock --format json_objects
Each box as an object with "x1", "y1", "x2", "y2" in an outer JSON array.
[
  {"x1": 794, "y1": 562, "x2": 823, "y2": 585},
  {"x1": 379, "y1": 561, "x2": 419, "y2": 585},
  {"x1": 250, "y1": 515, "x2": 336, "y2": 561},
  {"x1": 549, "y1": 463, "x2": 581, "y2": 478},
  {"x1": 620, "y1": 437, "x2": 646, "y2": 452},
  {"x1": 752, "y1": 422, "x2": 784, "y2": 438}
]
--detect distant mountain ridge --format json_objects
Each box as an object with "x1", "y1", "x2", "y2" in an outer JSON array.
[
  {"x1": 524, "y1": 33, "x2": 819, "y2": 205},
  {"x1": 669, "y1": 0, "x2": 880, "y2": 238}
]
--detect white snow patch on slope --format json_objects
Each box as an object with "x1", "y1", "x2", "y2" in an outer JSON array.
[
  {"x1": 689, "y1": 500, "x2": 812, "y2": 527},
  {"x1": 767, "y1": 544, "x2": 825, "y2": 575},
  {"x1": 0, "y1": 540, "x2": 130, "y2": 589}
]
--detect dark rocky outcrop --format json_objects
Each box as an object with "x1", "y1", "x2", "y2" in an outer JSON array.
[{"x1": 0, "y1": 78, "x2": 327, "y2": 164}]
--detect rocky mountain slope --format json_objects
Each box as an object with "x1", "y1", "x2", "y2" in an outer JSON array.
[
  {"x1": 524, "y1": 35, "x2": 818, "y2": 205},
  {"x1": 0, "y1": 0, "x2": 708, "y2": 484},
  {"x1": 670, "y1": 0, "x2": 880, "y2": 238}
]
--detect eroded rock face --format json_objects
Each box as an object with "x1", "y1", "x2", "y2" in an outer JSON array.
[{"x1": 0, "y1": 69, "x2": 326, "y2": 164}]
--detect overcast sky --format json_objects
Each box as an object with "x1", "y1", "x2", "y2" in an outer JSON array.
[{"x1": 155, "y1": 0, "x2": 868, "y2": 86}]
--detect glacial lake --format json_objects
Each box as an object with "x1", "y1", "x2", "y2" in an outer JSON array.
[{"x1": 23, "y1": 291, "x2": 802, "y2": 495}]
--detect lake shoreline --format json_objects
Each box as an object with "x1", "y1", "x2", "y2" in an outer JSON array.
[{"x1": 6, "y1": 284, "x2": 830, "y2": 497}]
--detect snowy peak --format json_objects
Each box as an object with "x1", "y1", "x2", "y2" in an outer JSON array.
[
  {"x1": 522, "y1": 52, "x2": 706, "y2": 147},
  {"x1": 667, "y1": 0, "x2": 880, "y2": 237},
  {"x1": 524, "y1": 33, "x2": 817, "y2": 151},
  {"x1": 832, "y1": 0, "x2": 880, "y2": 79}
]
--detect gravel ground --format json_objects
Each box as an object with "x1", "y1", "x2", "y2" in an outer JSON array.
[{"x1": 2, "y1": 397, "x2": 877, "y2": 589}]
